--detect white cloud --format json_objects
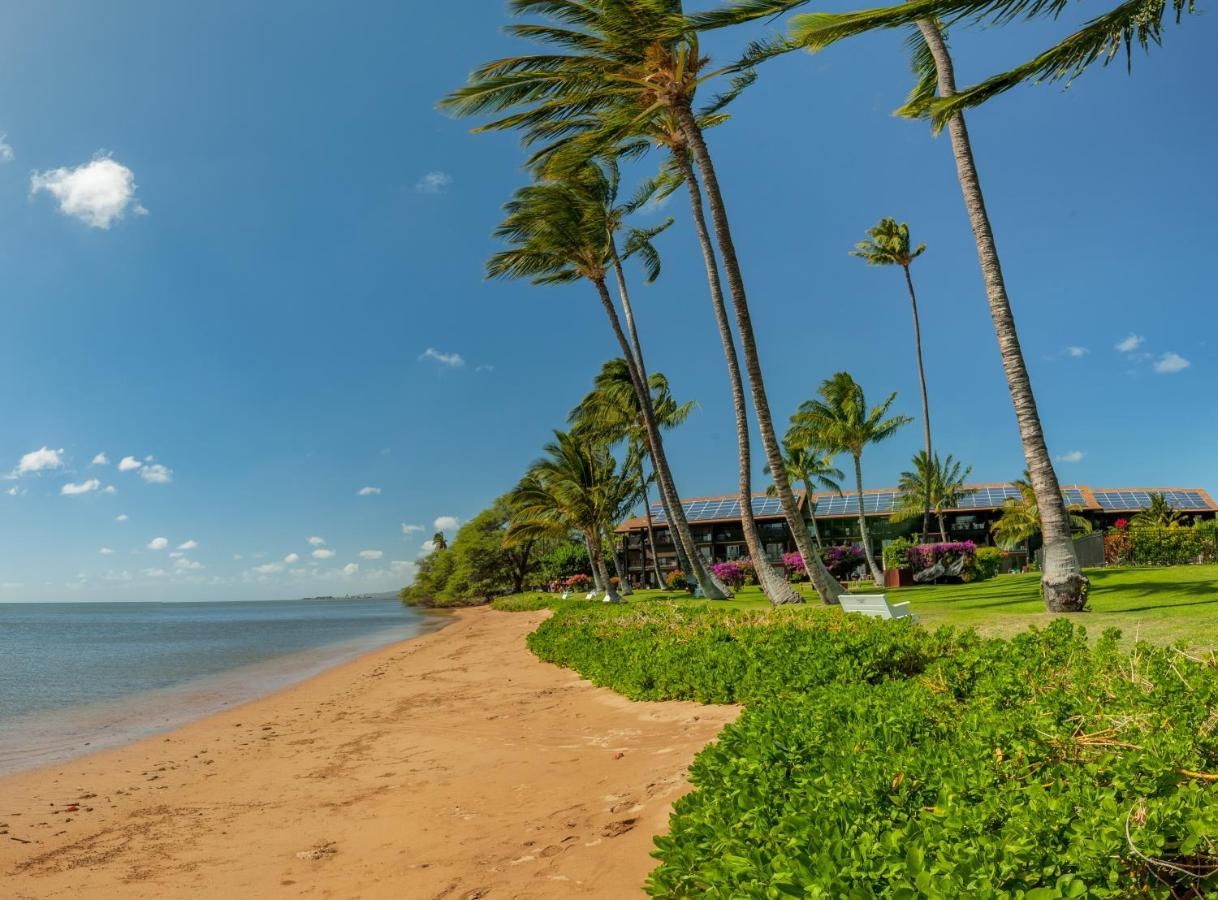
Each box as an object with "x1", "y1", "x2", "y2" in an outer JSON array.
[
  {"x1": 284, "y1": 552, "x2": 300, "y2": 564},
  {"x1": 0, "y1": 132, "x2": 12, "y2": 163},
  {"x1": 434, "y1": 515, "x2": 459, "y2": 532},
  {"x1": 30, "y1": 155, "x2": 146, "y2": 229},
  {"x1": 140, "y1": 463, "x2": 173, "y2": 484},
  {"x1": 14, "y1": 447, "x2": 65, "y2": 476},
  {"x1": 401, "y1": 523, "x2": 423, "y2": 536},
  {"x1": 141, "y1": 568, "x2": 168, "y2": 578},
  {"x1": 343, "y1": 563, "x2": 359, "y2": 576},
  {"x1": 1153, "y1": 352, "x2": 1191, "y2": 374},
  {"x1": 115, "y1": 513, "x2": 129, "y2": 522},
  {"x1": 1056, "y1": 450, "x2": 1085, "y2": 464},
  {"x1": 169, "y1": 551, "x2": 183, "y2": 558},
  {"x1": 91, "y1": 452, "x2": 109, "y2": 466},
  {"x1": 307, "y1": 536, "x2": 326, "y2": 546},
  {"x1": 414, "y1": 171, "x2": 452, "y2": 195},
  {"x1": 102, "y1": 485, "x2": 117, "y2": 494},
  {"x1": 312, "y1": 548, "x2": 335, "y2": 560},
  {"x1": 61, "y1": 478, "x2": 101, "y2": 496},
  {"x1": 118, "y1": 456, "x2": 142, "y2": 472},
  {"x1": 1065, "y1": 346, "x2": 1089, "y2": 358},
  {"x1": 99, "y1": 547, "x2": 114, "y2": 555},
  {"x1": 1115, "y1": 334, "x2": 1145, "y2": 353},
  {"x1": 475, "y1": 364, "x2": 495, "y2": 373},
  {"x1": 146, "y1": 537, "x2": 169, "y2": 550},
  {"x1": 176, "y1": 539, "x2": 198, "y2": 550},
  {"x1": 5, "y1": 486, "x2": 22, "y2": 496},
  {"x1": 357, "y1": 486, "x2": 382, "y2": 496},
  {"x1": 253, "y1": 562, "x2": 284, "y2": 575},
  {"x1": 418, "y1": 347, "x2": 465, "y2": 368},
  {"x1": 420, "y1": 540, "x2": 438, "y2": 555},
  {"x1": 359, "y1": 549, "x2": 383, "y2": 560},
  {"x1": 173, "y1": 558, "x2": 203, "y2": 571}
]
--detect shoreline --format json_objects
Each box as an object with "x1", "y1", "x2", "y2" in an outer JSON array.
[{"x1": 0, "y1": 606, "x2": 739, "y2": 898}]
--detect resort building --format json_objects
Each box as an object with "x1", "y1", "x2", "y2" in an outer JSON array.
[{"x1": 615, "y1": 484, "x2": 1217, "y2": 587}]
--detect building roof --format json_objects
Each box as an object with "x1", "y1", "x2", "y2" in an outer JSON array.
[{"x1": 615, "y1": 484, "x2": 1216, "y2": 531}]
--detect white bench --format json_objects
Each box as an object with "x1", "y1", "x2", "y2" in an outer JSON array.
[{"x1": 839, "y1": 593, "x2": 917, "y2": 622}]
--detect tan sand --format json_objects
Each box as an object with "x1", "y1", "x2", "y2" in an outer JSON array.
[{"x1": 0, "y1": 607, "x2": 738, "y2": 899}]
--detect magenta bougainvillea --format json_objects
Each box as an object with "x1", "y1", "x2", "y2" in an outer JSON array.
[{"x1": 905, "y1": 541, "x2": 977, "y2": 573}]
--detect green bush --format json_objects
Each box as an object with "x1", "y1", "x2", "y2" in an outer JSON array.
[
  {"x1": 490, "y1": 594, "x2": 556, "y2": 612},
  {"x1": 973, "y1": 545, "x2": 1002, "y2": 581},
  {"x1": 1131, "y1": 526, "x2": 1206, "y2": 566},
  {"x1": 882, "y1": 536, "x2": 913, "y2": 571}
]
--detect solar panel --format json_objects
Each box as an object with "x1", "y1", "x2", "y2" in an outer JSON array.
[
  {"x1": 647, "y1": 496, "x2": 792, "y2": 524},
  {"x1": 1092, "y1": 490, "x2": 1210, "y2": 512},
  {"x1": 1061, "y1": 488, "x2": 1087, "y2": 508}
]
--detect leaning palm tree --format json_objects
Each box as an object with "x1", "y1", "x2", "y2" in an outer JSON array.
[
  {"x1": 431, "y1": 531, "x2": 448, "y2": 552},
  {"x1": 764, "y1": 439, "x2": 843, "y2": 549},
  {"x1": 442, "y1": 0, "x2": 841, "y2": 604},
  {"x1": 892, "y1": 451, "x2": 974, "y2": 542},
  {"x1": 991, "y1": 472, "x2": 1093, "y2": 558},
  {"x1": 852, "y1": 219, "x2": 934, "y2": 534},
  {"x1": 508, "y1": 431, "x2": 633, "y2": 603},
  {"x1": 570, "y1": 358, "x2": 694, "y2": 589},
  {"x1": 486, "y1": 161, "x2": 727, "y2": 600},
  {"x1": 791, "y1": 372, "x2": 912, "y2": 585}
]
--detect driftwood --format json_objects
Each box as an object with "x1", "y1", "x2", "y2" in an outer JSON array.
[{"x1": 913, "y1": 561, "x2": 945, "y2": 583}]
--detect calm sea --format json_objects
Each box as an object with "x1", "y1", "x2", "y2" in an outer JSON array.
[{"x1": 0, "y1": 598, "x2": 448, "y2": 775}]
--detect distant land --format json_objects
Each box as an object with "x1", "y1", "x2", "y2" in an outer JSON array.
[{"x1": 299, "y1": 591, "x2": 400, "y2": 602}]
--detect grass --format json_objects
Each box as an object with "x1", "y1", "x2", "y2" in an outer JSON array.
[{"x1": 498, "y1": 564, "x2": 1218, "y2": 648}]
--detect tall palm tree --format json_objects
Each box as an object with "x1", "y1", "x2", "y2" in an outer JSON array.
[
  {"x1": 791, "y1": 372, "x2": 912, "y2": 585},
  {"x1": 892, "y1": 451, "x2": 974, "y2": 542},
  {"x1": 442, "y1": 0, "x2": 841, "y2": 604},
  {"x1": 764, "y1": 439, "x2": 843, "y2": 550},
  {"x1": 992, "y1": 472, "x2": 1092, "y2": 557},
  {"x1": 851, "y1": 218, "x2": 933, "y2": 534},
  {"x1": 1132, "y1": 492, "x2": 1181, "y2": 529},
  {"x1": 570, "y1": 358, "x2": 694, "y2": 588},
  {"x1": 485, "y1": 161, "x2": 728, "y2": 600},
  {"x1": 431, "y1": 531, "x2": 448, "y2": 552},
  {"x1": 508, "y1": 431, "x2": 634, "y2": 603}
]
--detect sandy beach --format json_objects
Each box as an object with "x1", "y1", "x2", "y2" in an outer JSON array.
[{"x1": 0, "y1": 607, "x2": 738, "y2": 899}]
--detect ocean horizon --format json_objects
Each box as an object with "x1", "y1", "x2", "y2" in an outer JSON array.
[{"x1": 0, "y1": 597, "x2": 449, "y2": 775}]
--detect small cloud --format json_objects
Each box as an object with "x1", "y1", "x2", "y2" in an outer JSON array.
[
  {"x1": 312, "y1": 548, "x2": 335, "y2": 560},
  {"x1": 1153, "y1": 352, "x2": 1191, "y2": 374},
  {"x1": 357, "y1": 486, "x2": 382, "y2": 496},
  {"x1": 475, "y1": 364, "x2": 495, "y2": 374},
  {"x1": 141, "y1": 568, "x2": 168, "y2": 578},
  {"x1": 146, "y1": 537, "x2": 169, "y2": 550},
  {"x1": 176, "y1": 539, "x2": 198, "y2": 550},
  {"x1": 1056, "y1": 450, "x2": 1085, "y2": 464},
  {"x1": 0, "y1": 132, "x2": 13, "y2": 162},
  {"x1": 118, "y1": 456, "x2": 142, "y2": 472},
  {"x1": 414, "y1": 171, "x2": 452, "y2": 195},
  {"x1": 99, "y1": 547, "x2": 115, "y2": 555},
  {"x1": 173, "y1": 557, "x2": 203, "y2": 571},
  {"x1": 359, "y1": 549, "x2": 383, "y2": 560},
  {"x1": 5, "y1": 486, "x2": 22, "y2": 497},
  {"x1": 140, "y1": 463, "x2": 173, "y2": 484},
  {"x1": 343, "y1": 563, "x2": 359, "y2": 576},
  {"x1": 169, "y1": 551, "x2": 183, "y2": 558},
  {"x1": 434, "y1": 515, "x2": 459, "y2": 532},
  {"x1": 115, "y1": 513, "x2": 129, "y2": 522},
  {"x1": 232, "y1": 553, "x2": 244, "y2": 560},
  {"x1": 418, "y1": 348, "x2": 465, "y2": 368},
  {"x1": 1115, "y1": 334, "x2": 1145, "y2": 353},
  {"x1": 253, "y1": 562, "x2": 283, "y2": 575},
  {"x1": 102, "y1": 485, "x2": 117, "y2": 494},
  {"x1": 91, "y1": 452, "x2": 109, "y2": 466},
  {"x1": 401, "y1": 523, "x2": 423, "y2": 536},
  {"x1": 420, "y1": 539, "x2": 438, "y2": 555},
  {"x1": 1065, "y1": 346, "x2": 1089, "y2": 358},
  {"x1": 14, "y1": 446, "x2": 65, "y2": 476},
  {"x1": 307, "y1": 536, "x2": 326, "y2": 546},
  {"x1": 30, "y1": 154, "x2": 146, "y2": 229},
  {"x1": 284, "y1": 552, "x2": 300, "y2": 564},
  {"x1": 61, "y1": 478, "x2": 101, "y2": 496}
]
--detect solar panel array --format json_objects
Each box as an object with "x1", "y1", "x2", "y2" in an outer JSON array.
[
  {"x1": 954, "y1": 486, "x2": 1022, "y2": 509},
  {"x1": 814, "y1": 492, "x2": 900, "y2": 516},
  {"x1": 649, "y1": 496, "x2": 786, "y2": 524},
  {"x1": 1092, "y1": 490, "x2": 1211, "y2": 512},
  {"x1": 1062, "y1": 488, "x2": 1087, "y2": 508}
]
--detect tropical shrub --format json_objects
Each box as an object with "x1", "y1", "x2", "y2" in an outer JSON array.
[
  {"x1": 561, "y1": 573, "x2": 591, "y2": 592},
  {"x1": 665, "y1": 569, "x2": 689, "y2": 591},
  {"x1": 491, "y1": 594, "x2": 556, "y2": 612},
  {"x1": 973, "y1": 545, "x2": 1002, "y2": 581},
  {"x1": 821, "y1": 544, "x2": 866, "y2": 578},
  {"x1": 710, "y1": 560, "x2": 752, "y2": 589},
  {"x1": 1130, "y1": 526, "x2": 1206, "y2": 566},
  {"x1": 882, "y1": 536, "x2": 913, "y2": 571},
  {"x1": 781, "y1": 551, "x2": 805, "y2": 582},
  {"x1": 907, "y1": 540, "x2": 977, "y2": 581}
]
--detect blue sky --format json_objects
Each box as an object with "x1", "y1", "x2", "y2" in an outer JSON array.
[{"x1": 0, "y1": 2, "x2": 1213, "y2": 602}]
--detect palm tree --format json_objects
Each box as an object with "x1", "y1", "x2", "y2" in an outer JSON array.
[
  {"x1": 764, "y1": 439, "x2": 843, "y2": 550},
  {"x1": 892, "y1": 451, "x2": 974, "y2": 542},
  {"x1": 992, "y1": 472, "x2": 1092, "y2": 557},
  {"x1": 851, "y1": 219, "x2": 933, "y2": 534},
  {"x1": 570, "y1": 358, "x2": 694, "y2": 589},
  {"x1": 508, "y1": 431, "x2": 634, "y2": 603},
  {"x1": 1132, "y1": 492, "x2": 1182, "y2": 529},
  {"x1": 431, "y1": 531, "x2": 448, "y2": 552},
  {"x1": 442, "y1": 0, "x2": 842, "y2": 604},
  {"x1": 791, "y1": 372, "x2": 912, "y2": 585},
  {"x1": 485, "y1": 161, "x2": 728, "y2": 600}
]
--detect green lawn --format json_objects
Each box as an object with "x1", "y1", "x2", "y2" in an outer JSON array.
[{"x1": 512, "y1": 564, "x2": 1218, "y2": 648}]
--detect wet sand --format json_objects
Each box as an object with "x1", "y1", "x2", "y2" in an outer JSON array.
[{"x1": 0, "y1": 606, "x2": 738, "y2": 898}]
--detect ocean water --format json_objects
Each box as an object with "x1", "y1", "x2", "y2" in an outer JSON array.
[{"x1": 0, "y1": 598, "x2": 448, "y2": 775}]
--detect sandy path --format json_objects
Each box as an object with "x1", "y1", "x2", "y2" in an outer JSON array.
[{"x1": 0, "y1": 607, "x2": 738, "y2": 899}]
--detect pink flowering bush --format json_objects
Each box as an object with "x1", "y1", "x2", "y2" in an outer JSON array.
[
  {"x1": 906, "y1": 541, "x2": 977, "y2": 580},
  {"x1": 711, "y1": 560, "x2": 755, "y2": 589}
]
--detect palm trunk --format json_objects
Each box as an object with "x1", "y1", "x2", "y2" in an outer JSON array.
[
  {"x1": 673, "y1": 150, "x2": 801, "y2": 605},
  {"x1": 609, "y1": 246, "x2": 733, "y2": 599},
  {"x1": 674, "y1": 107, "x2": 842, "y2": 604},
  {"x1": 917, "y1": 19, "x2": 1087, "y2": 612},
  {"x1": 640, "y1": 470, "x2": 664, "y2": 588},
  {"x1": 853, "y1": 453, "x2": 885, "y2": 585},
  {"x1": 591, "y1": 275, "x2": 726, "y2": 599},
  {"x1": 903, "y1": 264, "x2": 934, "y2": 538},
  {"x1": 938, "y1": 512, "x2": 948, "y2": 543},
  {"x1": 586, "y1": 533, "x2": 604, "y2": 593},
  {"x1": 604, "y1": 524, "x2": 632, "y2": 596},
  {"x1": 588, "y1": 529, "x2": 620, "y2": 603},
  {"x1": 802, "y1": 479, "x2": 824, "y2": 550}
]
